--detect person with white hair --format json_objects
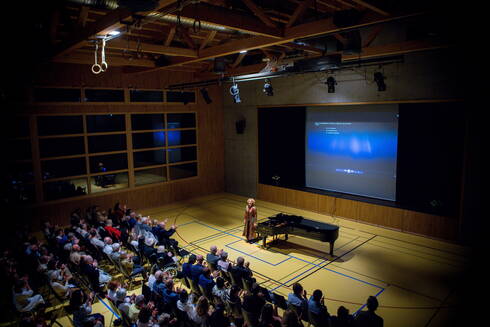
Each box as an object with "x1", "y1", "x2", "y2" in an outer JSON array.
[
  {"x1": 102, "y1": 237, "x2": 113, "y2": 255},
  {"x1": 50, "y1": 270, "x2": 72, "y2": 298},
  {"x1": 115, "y1": 288, "x2": 131, "y2": 315},
  {"x1": 110, "y1": 243, "x2": 124, "y2": 261},
  {"x1": 141, "y1": 237, "x2": 157, "y2": 263},
  {"x1": 217, "y1": 251, "x2": 232, "y2": 272},
  {"x1": 206, "y1": 245, "x2": 221, "y2": 271}
]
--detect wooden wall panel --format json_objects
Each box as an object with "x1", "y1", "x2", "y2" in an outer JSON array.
[
  {"x1": 19, "y1": 63, "x2": 224, "y2": 229},
  {"x1": 317, "y1": 195, "x2": 336, "y2": 216},
  {"x1": 357, "y1": 201, "x2": 403, "y2": 230},
  {"x1": 257, "y1": 184, "x2": 459, "y2": 241}
]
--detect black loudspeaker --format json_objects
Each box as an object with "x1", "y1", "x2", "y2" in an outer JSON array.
[
  {"x1": 200, "y1": 88, "x2": 212, "y2": 104},
  {"x1": 235, "y1": 118, "x2": 246, "y2": 134}
]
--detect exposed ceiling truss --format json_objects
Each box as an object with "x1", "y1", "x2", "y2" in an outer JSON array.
[{"x1": 42, "y1": 0, "x2": 458, "y2": 77}]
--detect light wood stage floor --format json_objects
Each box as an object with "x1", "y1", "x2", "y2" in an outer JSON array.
[{"x1": 76, "y1": 192, "x2": 471, "y2": 327}]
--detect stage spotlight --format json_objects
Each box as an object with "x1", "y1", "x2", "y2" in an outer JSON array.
[
  {"x1": 325, "y1": 76, "x2": 337, "y2": 93},
  {"x1": 230, "y1": 82, "x2": 241, "y2": 103},
  {"x1": 200, "y1": 88, "x2": 212, "y2": 104},
  {"x1": 263, "y1": 79, "x2": 274, "y2": 96},
  {"x1": 374, "y1": 72, "x2": 386, "y2": 91}
]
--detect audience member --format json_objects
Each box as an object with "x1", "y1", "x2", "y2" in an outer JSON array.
[
  {"x1": 288, "y1": 282, "x2": 308, "y2": 319},
  {"x1": 330, "y1": 306, "x2": 354, "y2": 327},
  {"x1": 70, "y1": 289, "x2": 104, "y2": 327},
  {"x1": 354, "y1": 296, "x2": 383, "y2": 327},
  {"x1": 259, "y1": 303, "x2": 282, "y2": 327},
  {"x1": 308, "y1": 289, "x2": 330, "y2": 325}
]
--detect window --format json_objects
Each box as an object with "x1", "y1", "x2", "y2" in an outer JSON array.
[
  {"x1": 169, "y1": 163, "x2": 197, "y2": 180},
  {"x1": 133, "y1": 149, "x2": 166, "y2": 168},
  {"x1": 9, "y1": 110, "x2": 198, "y2": 203},
  {"x1": 88, "y1": 134, "x2": 126, "y2": 153},
  {"x1": 90, "y1": 172, "x2": 128, "y2": 193},
  {"x1": 166, "y1": 91, "x2": 196, "y2": 104},
  {"x1": 43, "y1": 178, "x2": 87, "y2": 201},
  {"x1": 89, "y1": 153, "x2": 128, "y2": 173},
  {"x1": 132, "y1": 132, "x2": 166, "y2": 149},
  {"x1": 86, "y1": 114, "x2": 125, "y2": 133},
  {"x1": 167, "y1": 113, "x2": 196, "y2": 129},
  {"x1": 38, "y1": 116, "x2": 83, "y2": 136},
  {"x1": 42, "y1": 158, "x2": 87, "y2": 179},
  {"x1": 131, "y1": 114, "x2": 165, "y2": 130},
  {"x1": 130, "y1": 90, "x2": 164, "y2": 102},
  {"x1": 135, "y1": 167, "x2": 167, "y2": 186},
  {"x1": 167, "y1": 146, "x2": 197, "y2": 163},
  {"x1": 33, "y1": 88, "x2": 81, "y2": 102},
  {"x1": 39, "y1": 137, "x2": 85, "y2": 158},
  {"x1": 84, "y1": 89, "x2": 125, "y2": 102},
  {"x1": 167, "y1": 130, "x2": 196, "y2": 146}
]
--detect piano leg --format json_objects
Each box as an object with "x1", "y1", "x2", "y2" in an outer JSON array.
[
  {"x1": 285, "y1": 233, "x2": 288, "y2": 241},
  {"x1": 329, "y1": 241, "x2": 334, "y2": 256},
  {"x1": 263, "y1": 236, "x2": 267, "y2": 247}
]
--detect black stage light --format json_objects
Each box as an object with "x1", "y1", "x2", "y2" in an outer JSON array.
[
  {"x1": 374, "y1": 72, "x2": 386, "y2": 91},
  {"x1": 200, "y1": 88, "x2": 212, "y2": 104},
  {"x1": 325, "y1": 76, "x2": 337, "y2": 93},
  {"x1": 230, "y1": 83, "x2": 241, "y2": 103},
  {"x1": 263, "y1": 79, "x2": 273, "y2": 96}
]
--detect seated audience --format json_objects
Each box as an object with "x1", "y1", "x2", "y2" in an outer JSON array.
[
  {"x1": 70, "y1": 289, "x2": 104, "y2": 327},
  {"x1": 206, "y1": 245, "x2": 221, "y2": 270},
  {"x1": 212, "y1": 276, "x2": 228, "y2": 302},
  {"x1": 190, "y1": 255, "x2": 205, "y2": 282},
  {"x1": 330, "y1": 306, "x2": 354, "y2": 327},
  {"x1": 288, "y1": 282, "x2": 308, "y2": 319},
  {"x1": 354, "y1": 296, "x2": 383, "y2": 327},
  {"x1": 217, "y1": 251, "x2": 232, "y2": 273},
  {"x1": 242, "y1": 283, "x2": 266, "y2": 315},
  {"x1": 259, "y1": 303, "x2": 282, "y2": 327},
  {"x1": 283, "y1": 308, "x2": 304, "y2": 327},
  {"x1": 308, "y1": 289, "x2": 330, "y2": 325},
  {"x1": 12, "y1": 278, "x2": 45, "y2": 313}
]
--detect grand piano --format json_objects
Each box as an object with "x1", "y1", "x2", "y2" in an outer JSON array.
[{"x1": 256, "y1": 213, "x2": 339, "y2": 255}]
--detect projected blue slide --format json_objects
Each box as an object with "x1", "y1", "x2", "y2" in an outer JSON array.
[{"x1": 305, "y1": 105, "x2": 398, "y2": 201}]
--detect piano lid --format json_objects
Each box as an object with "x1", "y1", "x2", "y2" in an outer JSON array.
[{"x1": 272, "y1": 213, "x2": 339, "y2": 231}]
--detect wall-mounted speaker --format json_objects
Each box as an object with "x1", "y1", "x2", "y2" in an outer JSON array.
[{"x1": 235, "y1": 118, "x2": 246, "y2": 134}]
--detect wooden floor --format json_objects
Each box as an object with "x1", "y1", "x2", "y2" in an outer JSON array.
[{"x1": 59, "y1": 192, "x2": 469, "y2": 327}]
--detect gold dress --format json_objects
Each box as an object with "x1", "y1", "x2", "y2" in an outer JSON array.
[{"x1": 242, "y1": 205, "x2": 257, "y2": 241}]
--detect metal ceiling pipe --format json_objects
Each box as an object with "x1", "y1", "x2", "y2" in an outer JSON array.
[
  {"x1": 146, "y1": 13, "x2": 239, "y2": 34},
  {"x1": 66, "y1": 0, "x2": 119, "y2": 10}
]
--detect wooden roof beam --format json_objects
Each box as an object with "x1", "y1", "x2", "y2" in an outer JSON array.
[
  {"x1": 286, "y1": 0, "x2": 315, "y2": 28},
  {"x1": 349, "y1": 0, "x2": 390, "y2": 17},
  {"x1": 103, "y1": 39, "x2": 198, "y2": 57},
  {"x1": 52, "y1": 1, "x2": 178, "y2": 58},
  {"x1": 133, "y1": 11, "x2": 425, "y2": 74},
  {"x1": 177, "y1": 3, "x2": 283, "y2": 38},
  {"x1": 241, "y1": 0, "x2": 278, "y2": 28}
]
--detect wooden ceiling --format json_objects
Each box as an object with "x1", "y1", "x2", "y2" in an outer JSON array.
[{"x1": 36, "y1": 0, "x2": 457, "y2": 77}]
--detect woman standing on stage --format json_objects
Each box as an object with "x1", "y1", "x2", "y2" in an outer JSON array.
[{"x1": 243, "y1": 198, "x2": 257, "y2": 242}]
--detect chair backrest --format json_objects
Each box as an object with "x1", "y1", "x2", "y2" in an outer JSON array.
[
  {"x1": 241, "y1": 308, "x2": 259, "y2": 327},
  {"x1": 288, "y1": 303, "x2": 308, "y2": 323},
  {"x1": 308, "y1": 310, "x2": 328, "y2": 327},
  {"x1": 229, "y1": 271, "x2": 241, "y2": 288}
]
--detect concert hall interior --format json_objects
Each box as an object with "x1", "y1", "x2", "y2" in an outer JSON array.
[{"x1": 0, "y1": 1, "x2": 480, "y2": 327}]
